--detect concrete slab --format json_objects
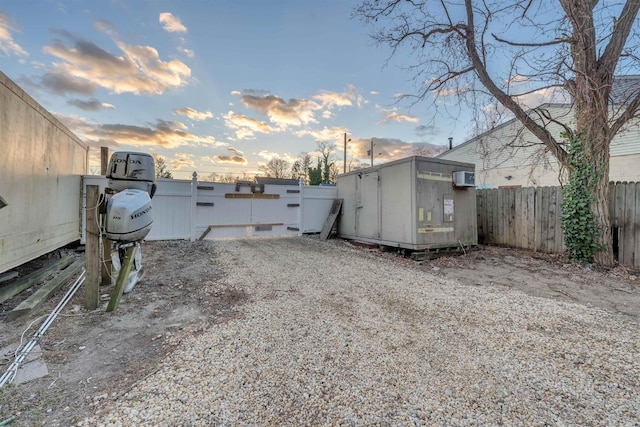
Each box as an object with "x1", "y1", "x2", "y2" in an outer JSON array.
[{"x1": 0, "y1": 342, "x2": 49, "y2": 384}]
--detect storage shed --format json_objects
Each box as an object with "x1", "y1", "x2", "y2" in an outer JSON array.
[
  {"x1": 336, "y1": 156, "x2": 477, "y2": 251},
  {"x1": 0, "y1": 70, "x2": 88, "y2": 273}
]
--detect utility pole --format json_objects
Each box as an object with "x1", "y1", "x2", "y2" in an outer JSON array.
[
  {"x1": 370, "y1": 139, "x2": 374, "y2": 167},
  {"x1": 343, "y1": 133, "x2": 350, "y2": 173},
  {"x1": 344, "y1": 133, "x2": 347, "y2": 173}
]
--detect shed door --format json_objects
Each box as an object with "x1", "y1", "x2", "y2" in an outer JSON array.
[{"x1": 356, "y1": 171, "x2": 379, "y2": 238}]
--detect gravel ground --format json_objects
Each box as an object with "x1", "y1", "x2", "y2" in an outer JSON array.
[{"x1": 82, "y1": 236, "x2": 640, "y2": 426}]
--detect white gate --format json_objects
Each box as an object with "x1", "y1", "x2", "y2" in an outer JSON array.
[{"x1": 82, "y1": 174, "x2": 337, "y2": 242}]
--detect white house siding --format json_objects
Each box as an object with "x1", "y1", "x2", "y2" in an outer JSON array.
[
  {"x1": 610, "y1": 153, "x2": 640, "y2": 182},
  {"x1": 439, "y1": 104, "x2": 640, "y2": 188}
]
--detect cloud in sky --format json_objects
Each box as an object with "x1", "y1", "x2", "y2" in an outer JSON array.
[
  {"x1": 0, "y1": 12, "x2": 28, "y2": 57},
  {"x1": 296, "y1": 125, "x2": 348, "y2": 143},
  {"x1": 214, "y1": 147, "x2": 248, "y2": 165},
  {"x1": 213, "y1": 154, "x2": 247, "y2": 164},
  {"x1": 41, "y1": 23, "x2": 191, "y2": 96},
  {"x1": 38, "y1": 70, "x2": 97, "y2": 95},
  {"x1": 240, "y1": 93, "x2": 319, "y2": 128},
  {"x1": 56, "y1": 113, "x2": 226, "y2": 150},
  {"x1": 159, "y1": 13, "x2": 187, "y2": 33},
  {"x1": 173, "y1": 107, "x2": 213, "y2": 121},
  {"x1": 312, "y1": 85, "x2": 356, "y2": 108},
  {"x1": 378, "y1": 107, "x2": 419, "y2": 124},
  {"x1": 178, "y1": 47, "x2": 194, "y2": 58},
  {"x1": 171, "y1": 152, "x2": 195, "y2": 170},
  {"x1": 224, "y1": 111, "x2": 274, "y2": 139},
  {"x1": 67, "y1": 98, "x2": 115, "y2": 111},
  {"x1": 414, "y1": 124, "x2": 439, "y2": 137},
  {"x1": 348, "y1": 137, "x2": 444, "y2": 161}
]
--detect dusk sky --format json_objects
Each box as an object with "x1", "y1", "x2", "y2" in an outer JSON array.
[{"x1": 0, "y1": 0, "x2": 477, "y2": 179}]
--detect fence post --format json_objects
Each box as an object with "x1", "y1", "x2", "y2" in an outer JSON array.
[
  {"x1": 190, "y1": 172, "x2": 198, "y2": 241},
  {"x1": 298, "y1": 177, "x2": 304, "y2": 237},
  {"x1": 100, "y1": 147, "x2": 111, "y2": 288},
  {"x1": 85, "y1": 185, "x2": 100, "y2": 310}
]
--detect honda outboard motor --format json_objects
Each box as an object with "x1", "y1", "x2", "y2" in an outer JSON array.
[
  {"x1": 104, "y1": 152, "x2": 156, "y2": 242},
  {"x1": 103, "y1": 151, "x2": 157, "y2": 294},
  {"x1": 106, "y1": 151, "x2": 156, "y2": 195},
  {"x1": 104, "y1": 189, "x2": 153, "y2": 241}
]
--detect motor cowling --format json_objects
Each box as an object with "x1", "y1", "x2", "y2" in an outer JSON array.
[
  {"x1": 106, "y1": 151, "x2": 156, "y2": 195},
  {"x1": 104, "y1": 189, "x2": 153, "y2": 241}
]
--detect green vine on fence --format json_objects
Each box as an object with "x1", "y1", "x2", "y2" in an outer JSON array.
[{"x1": 560, "y1": 132, "x2": 602, "y2": 265}]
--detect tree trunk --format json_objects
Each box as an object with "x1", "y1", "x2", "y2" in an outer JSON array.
[
  {"x1": 577, "y1": 113, "x2": 615, "y2": 266},
  {"x1": 590, "y1": 147, "x2": 615, "y2": 266}
]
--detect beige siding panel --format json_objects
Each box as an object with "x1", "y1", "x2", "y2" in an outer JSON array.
[
  {"x1": 610, "y1": 124, "x2": 640, "y2": 156},
  {"x1": 441, "y1": 104, "x2": 640, "y2": 186}
]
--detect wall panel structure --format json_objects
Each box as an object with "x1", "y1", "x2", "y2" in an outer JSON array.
[
  {"x1": 0, "y1": 71, "x2": 88, "y2": 273},
  {"x1": 81, "y1": 175, "x2": 338, "y2": 243}
]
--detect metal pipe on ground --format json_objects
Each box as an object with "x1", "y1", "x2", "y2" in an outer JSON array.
[{"x1": 0, "y1": 269, "x2": 86, "y2": 387}]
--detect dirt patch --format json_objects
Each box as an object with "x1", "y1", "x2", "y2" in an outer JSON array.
[
  {"x1": 0, "y1": 240, "x2": 246, "y2": 426},
  {"x1": 1, "y1": 239, "x2": 639, "y2": 425}
]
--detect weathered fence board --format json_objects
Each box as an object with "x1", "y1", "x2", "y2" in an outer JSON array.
[
  {"x1": 477, "y1": 182, "x2": 640, "y2": 268},
  {"x1": 635, "y1": 183, "x2": 640, "y2": 268}
]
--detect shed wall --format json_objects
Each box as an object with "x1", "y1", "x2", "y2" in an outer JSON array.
[
  {"x1": 0, "y1": 71, "x2": 88, "y2": 273},
  {"x1": 337, "y1": 156, "x2": 477, "y2": 250}
]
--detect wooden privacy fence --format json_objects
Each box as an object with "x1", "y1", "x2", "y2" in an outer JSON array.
[{"x1": 476, "y1": 182, "x2": 640, "y2": 269}]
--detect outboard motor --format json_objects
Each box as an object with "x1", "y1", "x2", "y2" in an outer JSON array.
[
  {"x1": 106, "y1": 151, "x2": 156, "y2": 195},
  {"x1": 103, "y1": 151, "x2": 156, "y2": 293},
  {"x1": 104, "y1": 189, "x2": 153, "y2": 241},
  {"x1": 104, "y1": 152, "x2": 156, "y2": 242}
]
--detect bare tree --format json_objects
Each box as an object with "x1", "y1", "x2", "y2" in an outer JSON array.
[
  {"x1": 291, "y1": 153, "x2": 312, "y2": 183},
  {"x1": 259, "y1": 158, "x2": 291, "y2": 178},
  {"x1": 355, "y1": 1, "x2": 640, "y2": 265},
  {"x1": 154, "y1": 156, "x2": 173, "y2": 179},
  {"x1": 316, "y1": 141, "x2": 337, "y2": 183},
  {"x1": 204, "y1": 172, "x2": 251, "y2": 183}
]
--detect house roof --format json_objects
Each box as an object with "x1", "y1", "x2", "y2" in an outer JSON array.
[
  {"x1": 437, "y1": 103, "x2": 568, "y2": 158},
  {"x1": 610, "y1": 75, "x2": 640, "y2": 104},
  {"x1": 438, "y1": 76, "x2": 640, "y2": 159},
  {"x1": 254, "y1": 177, "x2": 299, "y2": 186}
]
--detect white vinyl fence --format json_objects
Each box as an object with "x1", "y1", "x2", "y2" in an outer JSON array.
[{"x1": 82, "y1": 174, "x2": 337, "y2": 242}]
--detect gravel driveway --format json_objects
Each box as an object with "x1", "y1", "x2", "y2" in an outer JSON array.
[{"x1": 84, "y1": 236, "x2": 639, "y2": 426}]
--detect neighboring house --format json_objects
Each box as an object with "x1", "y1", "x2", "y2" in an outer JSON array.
[{"x1": 438, "y1": 91, "x2": 640, "y2": 188}]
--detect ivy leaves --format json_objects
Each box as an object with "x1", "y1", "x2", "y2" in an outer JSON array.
[{"x1": 560, "y1": 133, "x2": 603, "y2": 265}]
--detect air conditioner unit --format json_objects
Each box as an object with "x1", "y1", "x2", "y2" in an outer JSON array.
[{"x1": 452, "y1": 171, "x2": 475, "y2": 187}]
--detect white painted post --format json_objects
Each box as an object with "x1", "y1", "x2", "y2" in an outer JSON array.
[
  {"x1": 190, "y1": 172, "x2": 198, "y2": 241},
  {"x1": 298, "y1": 177, "x2": 304, "y2": 237}
]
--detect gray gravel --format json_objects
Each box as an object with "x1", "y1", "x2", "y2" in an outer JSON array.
[{"x1": 83, "y1": 236, "x2": 640, "y2": 426}]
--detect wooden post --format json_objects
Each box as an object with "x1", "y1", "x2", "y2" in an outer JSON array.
[
  {"x1": 100, "y1": 147, "x2": 111, "y2": 287},
  {"x1": 100, "y1": 147, "x2": 109, "y2": 175},
  {"x1": 106, "y1": 245, "x2": 137, "y2": 312},
  {"x1": 85, "y1": 185, "x2": 100, "y2": 310}
]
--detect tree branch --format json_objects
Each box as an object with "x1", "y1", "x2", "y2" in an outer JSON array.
[
  {"x1": 611, "y1": 91, "x2": 640, "y2": 135},
  {"x1": 597, "y1": 0, "x2": 640, "y2": 78},
  {"x1": 464, "y1": 0, "x2": 569, "y2": 167},
  {"x1": 491, "y1": 33, "x2": 567, "y2": 47}
]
